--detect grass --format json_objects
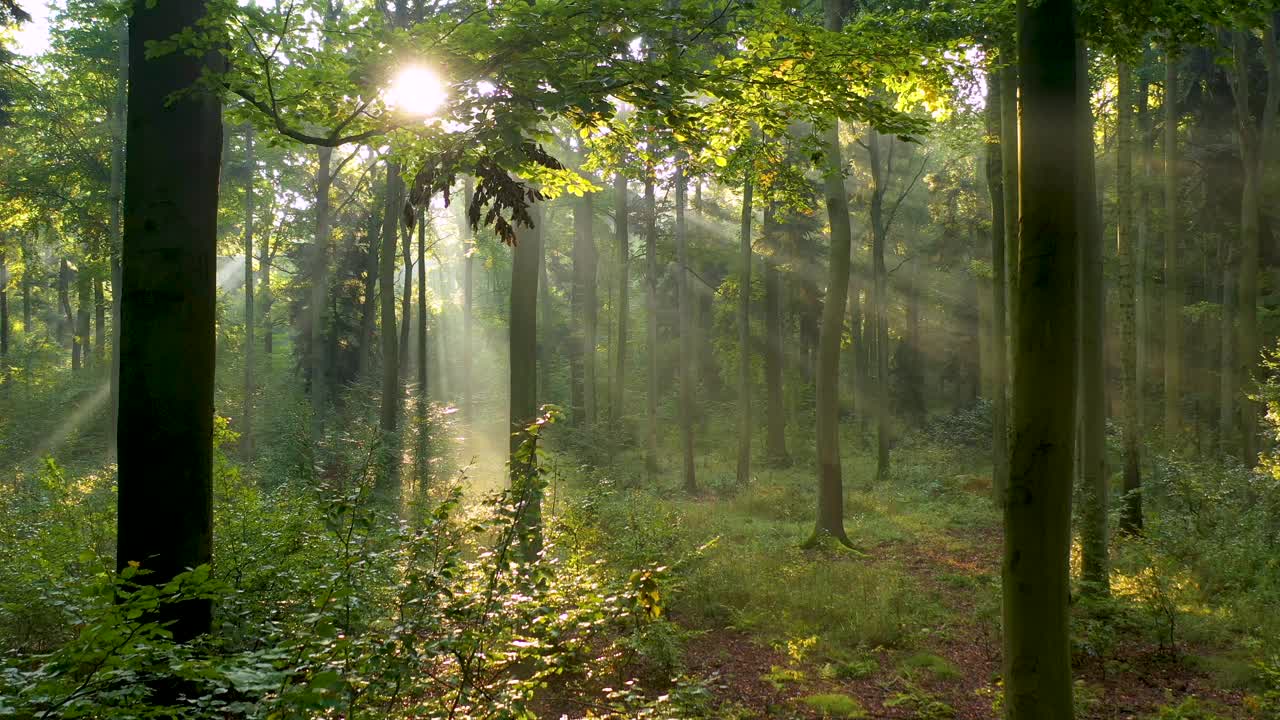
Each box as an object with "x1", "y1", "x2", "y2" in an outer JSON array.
[{"x1": 801, "y1": 693, "x2": 868, "y2": 718}]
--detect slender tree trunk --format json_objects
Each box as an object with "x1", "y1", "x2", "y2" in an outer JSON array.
[
  {"x1": 986, "y1": 66, "x2": 1010, "y2": 505},
  {"x1": 736, "y1": 175, "x2": 753, "y2": 486},
  {"x1": 399, "y1": 219, "x2": 412, "y2": 379},
  {"x1": 58, "y1": 257, "x2": 71, "y2": 358},
  {"x1": 260, "y1": 208, "x2": 273, "y2": 357},
  {"x1": 1001, "y1": 61, "x2": 1019, "y2": 425},
  {"x1": 511, "y1": 205, "x2": 543, "y2": 561},
  {"x1": 764, "y1": 204, "x2": 789, "y2": 464},
  {"x1": 1136, "y1": 70, "x2": 1152, "y2": 434},
  {"x1": 359, "y1": 175, "x2": 382, "y2": 377},
  {"x1": 75, "y1": 259, "x2": 90, "y2": 372},
  {"x1": 1220, "y1": 236, "x2": 1236, "y2": 453},
  {"x1": 242, "y1": 125, "x2": 255, "y2": 458},
  {"x1": 675, "y1": 163, "x2": 696, "y2": 493},
  {"x1": 1004, "y1": 0, "x2": 1079, "y2": 715},
  {"x1": 868, "y1": 132, "x2": 891, "y2": 483},
  {"x1": 1077, "y1": 39, "x2": 1109, "y2": 596},
  {"x1": 21, "y1": 234, "x2": 32, "y2": 331},
  {"x1": 612, "y1": 172, "x2": 628, "y2": 428},
  {"x1": 379, "y1": 162, "x2": 403, "y2": 439},
  {"x1": 645, "y1": 173, "x2": 659, "y2": 476},
  {"x1": 0, "y1": 249, "x2": 8, "y2": 365},
  {"x1": 310, "y1": 147, "x2": 333, "y2": 444},
  {"x1": 571, "y1": 184, "x2": 596, "y2": 425},
  {"x1": 1164, "y1": 48, "x2": 1182, "y2": 445},
  {"x1": 810, "y1": 0, "x2": 853, "y2": 544},
  {"x1": 538, "y1": 226, "x2": 552, "y2": 405},
  {"x1": 116, "y1": 0, "x2": 222, "y2": 643},
  {"x1": 1117, "y1": 60, "x2": 1143, "y2": 535},
  {"x1": 462, "y1": 177, "x2": 474, "y2": 420},
  {"x1": 418, "y1": 210, "x2": 428, "y2": 398}
]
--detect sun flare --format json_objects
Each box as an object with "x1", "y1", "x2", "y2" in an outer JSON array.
[{"x1": 386, "y1": 65, "x2": 448, "y2": 118}]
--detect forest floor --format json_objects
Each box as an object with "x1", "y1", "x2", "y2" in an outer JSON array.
[{"x1": 530, "y1": 425, "x2": 1261, "y2": 720}]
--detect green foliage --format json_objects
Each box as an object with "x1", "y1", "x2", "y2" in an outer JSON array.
[
  {"x1": 898, "y1": 652, "x2": 961, "y2": 682},
  {"x1": 801, "y1": 693, "x2": 868, "y2": 719},
  {"x1": 1145, "y1": 696, "x2": 1229, "y2": 720}
]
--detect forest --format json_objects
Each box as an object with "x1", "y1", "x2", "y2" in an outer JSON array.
[{"x1": 0, "y1": 0, "x2": 1279, "y2": 717}]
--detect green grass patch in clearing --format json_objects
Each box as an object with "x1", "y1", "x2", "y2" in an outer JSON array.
[
  {"x1": 899, "y1": 651, "x2": 962, "y2": 681},
  {"x1": 801, "y1": 693, "x2": 868, "y2": 718}
]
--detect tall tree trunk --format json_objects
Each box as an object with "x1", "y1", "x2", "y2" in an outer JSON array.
[
  {"x1": 116, "y1": 0, "x2": 222, "y2": 643},
  {"x1": 736, "y1": 175, "x2": 753, "y2": 486},
  {"x1": 1163, "y1": 48, "x2": 1182, "y2": 445},
  {"x1": 511, "y1": 205, "x2": 543, "y2": 561},
  {"x1": 644, "y1": 173, "x2": 659, "y2": 476},
  {"x1": 358, "y1": 175, "x2": 382, "y2": 377},
  {"x1": 75, "y1": 259, "x2": 90, "y2": 372},
  {"x1": 1227, "y1": 18, "x2": 1278, "y2": 465},
  {"x1": 986, "y1": 66, "x2": 1010, "y2": 505},
  {"x1": 612, "y1": 172, "x2": 628, "y2": 428},
  {"x1": 764, "y1": 204, "x2": 789, "y2": 464},
  {"x1": 1077, "y1": 39, "x2": 1109, "y2": 596},
  {"x1": 379, "y1": 162, "x2": 403, "y2": 441},
  {"x1": 462, "y1": 177, "x2": 474, "y2": 420},
  {"x1": 418, "y1": 210, "x2": 428, "y2": 398},
  {"x1": 310, "y1": 146, "x2": 333, "y2": 445},
  {"x1": 868, "y1": 132, "x2": 891, "y2": 483},
  {"x1": 538, "y1": 225, "x2": 552, "y2": 405},
  {"x1": 242, "y1": 125, "x2": 255, "y2": 458},
  {"x1": 675, "y1": 163, "x2": 696, "y2": 493},
  {"x1": 21, "y1": 234, "x2": 32, "y2": 331},
  {"x1": 570, "y1": 184, "x2": 595, "y2": 424},
  {"x1": 0, "y1": 249, "x2": 8, "y2": 365},
  {"x1": 1001, "y1": 61, "x2": 1019, "y2": 431},
  {"x1": 1136, "y1": 69, "x2": 1152, "y2": 435},
  {"x1": 1117, "y1": 59, "x2": 1144, "y2": 535},
  {"x1": 58, "y1": 257, "x2": 72, "y2": 358},
  {"x1": 1220, "y1": 235, "x2": 1236, "y2": 453},
  {"x1": 810, "y1": 0, "x2": 853, "y2": 545},
  {"x1": 1004, "y1": 0, "x2": 1080, "y2": 714},
  {"x1": 260, "y1": 209, "x2": 273, "y2": 357},
  {"x1": 399, "y1": 219, "x2": 412, "y2": 379}
]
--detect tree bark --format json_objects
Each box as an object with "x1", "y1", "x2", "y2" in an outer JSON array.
[
  {"x1": 1003, "y1": 0, "x2": 1079, "y2": 714},
  {"x1": 612, "y1": 172, "x2": 628, "y2": 428},
  {"x1": 1117, "y1": 60, "x2": 1143, "y2": 535},
  {"x1": 868, "y1": 131, "x2": 891, "y2": 483},
  {"x1": 736, "y1": 175, "x2": 753, "y2": 486},
  {"x1": 418, "y1": 209, "x2": 428, "y2": 398},
  {"x1": 399, "y1": 215, "x2": 413, "y2": 381},
  {"x1": 675, "y1": 163, "x2": 696, "y2": 493},
  {"x1": 1000, "y1": 61, "x2": 1019, "y2": 438},
  {"x1": 985, "y1": 66, "x2": 1009, "y2": 506},
  {"x1": 116, "y1": 0, "x2": 223, "y2": 643},
  {"x1": 379, "y1": 162, "x2": 403, "y2": 440},
  {"x1": 462, "y1": 177, "x2": 474, "y2": 420}
]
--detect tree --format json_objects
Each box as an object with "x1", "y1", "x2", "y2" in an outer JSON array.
[
  {"x1": 675, "y1": 163, "x2": 696, "y2": 493},
  {"x1": 735, "y1": 170, "x2": 753, "y2": 487},
  {"x1": 763, "y1": 202, "x2": 789, "y2": 465},
  {"x1": 611, "y1": 172, "x2": 628, "y2": 429},
  {"x1": 115, "y1": 0, "x2": 224, "y2": 642},
  {"x1": 510, "y1": 202, "x2": 543, "y2": 559},
  {"x1": 985, "y1": 65, "x2": 1009, "y2": 505},
  {"x1": 644, "y1": 171, "x2": 659, "y2": 476},
  {"x1": 1163, "y1": 47, "x2": 1182, "y2": 445},
  {"x1": 1002, "y1": 0, "x2": 1080, "y2": 714},
  {"x1": 242, "y1": 124, "x2": 256, "y2": 458},
  {"x1": 1117, "y1": 59, "x2": 1143, "y2": 535}
]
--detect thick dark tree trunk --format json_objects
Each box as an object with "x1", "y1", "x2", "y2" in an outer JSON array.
[
  {"x1": 116, "y1": 0, "x2": 223, "y2": 643},
  {"x1": 810, "y1": 0, "x2": 853, "y2": 543},
  {"x1": 985, "y1": 66, "x2": 1010, "y2": 505},
  {"x1": 1003, "y1": 0, "x2": 1080, "y2": 714},
  {"x1": 378, "y1": 162, "x2": 403, "y2": 455},
  {"x1": 510, "y1": 206, "x2": 543, "y2": 560}
]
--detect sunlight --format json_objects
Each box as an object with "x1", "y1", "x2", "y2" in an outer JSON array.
[{"x1": 386, "y1": 65, "x2": 448, "y2": 119}]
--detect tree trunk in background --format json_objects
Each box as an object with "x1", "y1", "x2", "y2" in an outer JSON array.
[
  {"x1": 644, "y1": 173, "x2": 659, "y2": 476},
  {"x1": 58, "y1": 258, "x2": 71, "y2": 359},
  {"x1": 1228, "y1": 20, "x2": 1278, "y2": 466},
  {"x1": 0, "y1": 250, "x2": 8, "y2": 364},
  {"x1": 1136, "y1": 70, "x2": 1152, "y2": 436},
  {"x1": 510, "y1": 206, "x2": 543, "y2": 561},
  {"x1": 418, "y1": 210, "x2": 428, "y2": 399},
  {"x1": 462, "y1": 177, "x2": 474, "y2": 420},
  {"x1": 1220, "y1": 233, "x2": 1236, "y2": 454},
  {"x1": 1004, "y1": 0, "x2": 1079, "y2": 713},
  {"x1": 736, "y1": 175, "x2": 753, "y2": 487},
  {"x1": 612, "y1": 172, "x2": 628, "y2": 428},
  {"x1": 379, "y1": 162, "x2": 403, "y2": 441},
  {"x1": 570, "y1": 186, "x2": 592, "y2": 424},
  {"x1": 310, "y1": 146, "x2": 333, "y2": 445},
  {"x1": 1117, "y1": 60, "x2": 1143, "y2": 535},
  {"x1": 1164, "y1": 48, "x2": 1182, "y2": 445},
  {"x1": 811, "y1": 0, "x2": 853, "y2": 542},
  {"x1": 399, "y1": 219, "x2": 412, "y2": 379},
  {"x1": 261, "y1": 215, "x2": 273, "y2": 358},
  {"x1": 116, "y1": 0, "x2": 223, "y2": 643},
  {"x1": 985, "y1": 66, "x2": 1009, "y2": 505},
  {"x1": 108, "y1": 21, "x2": 127, "y2": 460},
  {"x1": 581, "y1": 188, "x2": 598, "y2": 425},
  {"x1": 764, "y1": 205, "x2": 789, "y2": 465},
  {"x1": 21, "y1": 235, "x2": 32, "y2": 333},
  {"x1": 434, "y1": 262, "x2": 449, "y2": 397},
  {"x1": 242, "y1": 125, "x2": 255, "y2": 458},
  {"x1": 868, "y1": 131, "x2": 891, "y2": 483},
  {"x1": 537, "y1": 225, "x2": 552, "y2": 406},
  {"x1": 75, "y1": 258, "x2": 90, "y2": 371},
  {"x1": 675, "y1": 164, "x2": 696, "y2": 493},
  {"x1": 1078, "y1": 39, "x2": 1109, "y2": 597}
]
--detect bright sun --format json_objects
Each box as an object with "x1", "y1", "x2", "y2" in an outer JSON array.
[{"x1": 386, "y1": 65, "x2": 448, "y2": 118}]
